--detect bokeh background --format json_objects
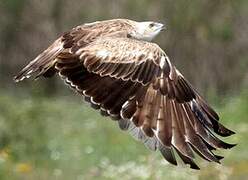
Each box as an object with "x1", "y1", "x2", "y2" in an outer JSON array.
[{"x1": 0, "y1": 0, "x2": 248, "y2": 179}]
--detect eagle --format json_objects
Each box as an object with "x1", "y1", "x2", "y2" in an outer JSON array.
[{"x1": 14, "y1": 19, "x2": 235, "y2": 169}]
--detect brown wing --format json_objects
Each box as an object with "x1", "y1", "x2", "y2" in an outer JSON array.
[
  {"x1": 54, "y1": 38, "x2": 235, "y2": 169},
  {"x1": 14, "y1": 20, "x2": 131, "y2": 82}
]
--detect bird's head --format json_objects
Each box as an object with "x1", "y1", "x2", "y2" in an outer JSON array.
[{"x1": 130, "y1": 21, "x2": 166, "y2": 42}]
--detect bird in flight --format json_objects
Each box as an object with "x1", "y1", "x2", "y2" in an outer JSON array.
[{"x1": 14, "y1": 19, "x2": 235, "y2": 169}]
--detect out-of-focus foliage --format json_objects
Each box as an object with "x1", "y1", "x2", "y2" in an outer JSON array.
[
  {"x1": 0, "y1": 0, "x2": 248, "y2": 179},
  {"x1": 0, "y1": 0, "x2": 247, "y2": 95}
]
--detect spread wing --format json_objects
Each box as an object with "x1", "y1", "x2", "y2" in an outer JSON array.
[
  {"x1": 14, "y1": 22, "x2": 129, "y2": 82},
  {"x1": 54, "y1": 37, "x2": 235, "y2": 169}
]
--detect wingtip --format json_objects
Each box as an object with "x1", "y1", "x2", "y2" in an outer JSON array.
[
  {"x1": 159, "y1": 144, "x2": 178, "y2": 166},
  {"x1": 219, "y1": 128, "x2": 236, "y2": 137},
  {"x1": 13, "y1": 77, "x2": 19, "y2": 83},
  {"x1": 215, "y1": 155, "x2": 224, "y2": 161},
  {"x1": 190, "y1": 164, "x2": 200, "y2": 170},
  {"x1": 13, "y1": 75, "x2": 24, "y2": 83},
  {"x1": 13, "y1": 67, "x2": 34, "y2": 82},
  {"x1": 229, "y1": 130, "x2": 236, "y2": 136},
  {"x1": 13, "y1": 73, "x2": 31, "y2": 83},
  {"x1": 228, "y1": 143, "x2": 237, "y2": 149}
]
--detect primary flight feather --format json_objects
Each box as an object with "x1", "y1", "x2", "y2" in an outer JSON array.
[{"x1": 14, "y1": 19, "x2": 235, "y2": 169}]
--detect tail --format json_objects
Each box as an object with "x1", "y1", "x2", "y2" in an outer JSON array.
[{"x1": 14, "y1": 38, "x2": 64, "y2": 82}]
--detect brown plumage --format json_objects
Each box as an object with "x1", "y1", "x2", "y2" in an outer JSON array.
[{"x1": 14, "y1": 19, "x2": 235, "y2": 169}]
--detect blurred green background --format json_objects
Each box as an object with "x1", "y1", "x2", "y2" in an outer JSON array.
[{"x1": 0, "y1": 0, "x2": 248, "y2": 179}]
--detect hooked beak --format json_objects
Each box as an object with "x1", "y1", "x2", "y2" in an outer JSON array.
[{"x1": 160, "y1": 23, "x2": 166, "y2": 31}]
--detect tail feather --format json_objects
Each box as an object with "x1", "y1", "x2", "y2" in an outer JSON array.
[{"x1": 14, "y1": 39, "x2": 64, "y2": 82}]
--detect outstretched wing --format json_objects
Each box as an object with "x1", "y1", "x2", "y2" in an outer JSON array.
[
  {"x1": 55, "y1": 37, "x2": 235, "y2": 169},
  {"x1": 14, "y1": 21, "x2": 130, "y2": 82}
]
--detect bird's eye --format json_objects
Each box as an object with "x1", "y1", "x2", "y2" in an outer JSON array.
[{"x1": 149, "y1": 23, "x2": 155, "y2": 28}]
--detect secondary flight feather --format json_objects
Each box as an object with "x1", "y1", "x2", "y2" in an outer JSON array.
[{"x1": 14, "y1": 19, "x2": 235, "y2": 169}]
